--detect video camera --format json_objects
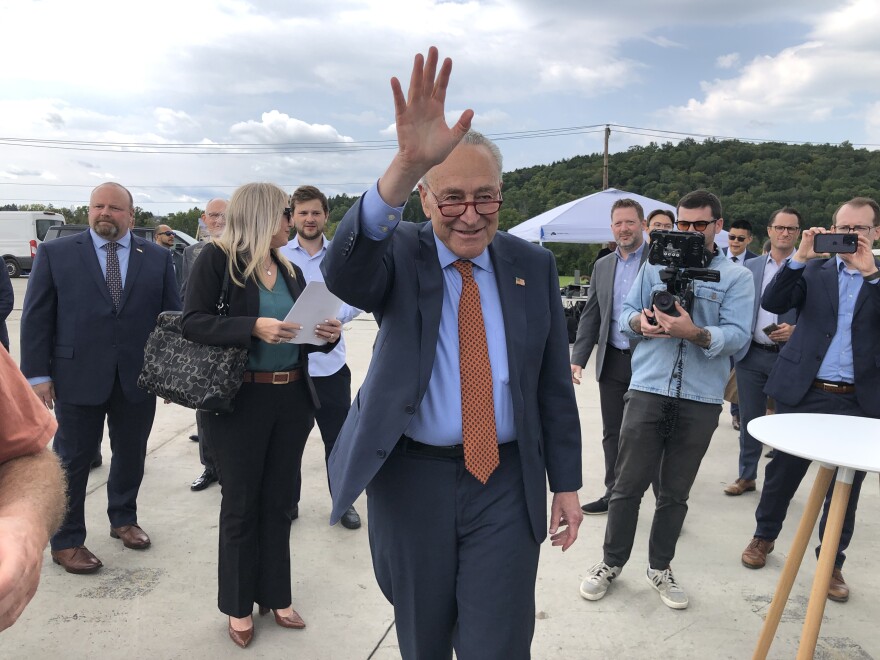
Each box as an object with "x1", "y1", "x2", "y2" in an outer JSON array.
[{"x1": 646, "y1": 230, "x2": 720, "y2": 321}]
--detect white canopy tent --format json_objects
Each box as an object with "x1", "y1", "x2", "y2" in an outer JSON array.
[{"x1": 506, "y1": 187, "x2": 729, "y2": 248}]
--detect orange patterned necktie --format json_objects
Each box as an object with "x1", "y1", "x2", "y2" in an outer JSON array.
[{"x1": 452, "y1": 259, "x2": 499, "y2": 484}]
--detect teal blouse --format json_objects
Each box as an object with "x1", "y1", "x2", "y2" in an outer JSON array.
[{"x1": 246, "y1": 276, "x2": 301, "y2": 372}]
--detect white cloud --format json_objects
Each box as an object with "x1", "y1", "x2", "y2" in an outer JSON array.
[{"x1": 716, "y1": 53, "x2": 741, "y2": 69}]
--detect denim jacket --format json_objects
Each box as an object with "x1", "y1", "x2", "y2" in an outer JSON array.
[{"x1": 619, "y1": 252, "x2": 754, "y2": 404}]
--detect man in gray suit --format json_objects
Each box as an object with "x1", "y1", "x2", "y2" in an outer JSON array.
[
  {"x1": 180, "y1": 198, "x2": 227, "y2": 491},
  {"x1": 725, "y1": 208, "x2": 800, "y2": 497},
  {"x1": 571, "y1": 198, "x2": 648, "y2": 515}
]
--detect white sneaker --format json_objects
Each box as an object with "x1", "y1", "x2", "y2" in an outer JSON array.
[
  {"x1": 579, "y1": 561, "x2": 621, "y2": 601},
  {"x1": 646, "y1": 566, "x2": 689, "y2": 609}
]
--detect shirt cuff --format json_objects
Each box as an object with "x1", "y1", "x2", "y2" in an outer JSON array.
[
  {"x1": 27, "y1": 376, "x2": 52, "y2": 387},
  {"x1": 702, "y1": 326, "x2": 723, "y2": 358},
  {"x1": 360, "y1": 181, "x2": 404, "y2": 241},
  {"x1": 786, "y1": 260, "x2": 806, "y2": 271}
]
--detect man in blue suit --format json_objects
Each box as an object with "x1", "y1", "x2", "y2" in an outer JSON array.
[
  {"x1": 322, "y1": 48, "x2": 583, "y2": 660},
  {"x1": 20, "y1": 182, "x2": 181, "y2": 574},
  {"x1": 740, "y1": 197, "x2": 880, "y2": 602},
  {"x1": 724, "y1": 208, "x2": 800, "y2": 496}
]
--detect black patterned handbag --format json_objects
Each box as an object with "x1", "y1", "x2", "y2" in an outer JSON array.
[{"x1": 138, "y1": 265, "x2": 248, "y2": 413}]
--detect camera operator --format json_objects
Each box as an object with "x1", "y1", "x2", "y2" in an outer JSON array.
[{"x1": 580, "y1": 190, "x2": 753, "y2": 610}]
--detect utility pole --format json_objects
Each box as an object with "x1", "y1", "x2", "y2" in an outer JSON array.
[{"x1": 602, "y1": 124, "x2": 610, "y2": 190}]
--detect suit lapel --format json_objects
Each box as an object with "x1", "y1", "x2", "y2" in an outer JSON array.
[
  {"x1": 77, "y1": 233, "x2": 115, "y2": 309},
  {"x1": 117, "y1": 236, "x2": 145, "y2": 313},
  {"x1": 821, "y1": 258, "x2": 840, "y2": 316},
  {"x1": 416, "y1": 225, "x2": 443, "y2": 396},
  {"x1": 490, "y1": 240, "x2": 525, "y2": 423}
]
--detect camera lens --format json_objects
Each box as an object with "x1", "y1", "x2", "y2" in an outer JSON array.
[{"x1": 651, "y1": 290, "x2": 679, "y2": 316}]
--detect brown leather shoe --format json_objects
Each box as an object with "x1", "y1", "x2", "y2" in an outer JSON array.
[
  {"x1": 742, "y1": 537, "x2": 775, "y2": 569},
  {"x1": 228, "y1": 618, "x2": 254, "y2": 648},
  {"x1": 259, "y1": 605, "x2": 306, "y2": 629},
  {"x1": 51, "y1": 546, "x2": 103, "y2": 574},
  {"x1": 828, "y1": 567, "x2": 849, "y2": 602},
  {"x1": 724, "y1": 479, "x2": 757, "y2": 496},
  {"x1": 110, "y1": 524, "x2": 151, "y2": 550}
]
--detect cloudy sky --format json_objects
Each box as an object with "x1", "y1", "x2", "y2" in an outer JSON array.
[{"x1": 1, "y1": 0, "x2": 879, "y2": 215}]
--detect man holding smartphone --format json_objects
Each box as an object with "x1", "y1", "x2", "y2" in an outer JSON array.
[
  {"x1": 740, "y1": 197, "x2": 880, "y2": 602},
  {"x1": 724, "y1": 209, "x2": 800, "y2": 497}
]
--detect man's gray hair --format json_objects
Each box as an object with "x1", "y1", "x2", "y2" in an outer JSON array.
[{"x1": 421, "y1": 130, "x2": 503, "y2": 187}]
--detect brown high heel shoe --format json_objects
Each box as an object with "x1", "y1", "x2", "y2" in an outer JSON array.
[
  {"x1": 258, "y1": 605, "x2": 306, "y2": 629},
  {"x1": 228, "y1": 617, "x2": 254, "y2": 648}
]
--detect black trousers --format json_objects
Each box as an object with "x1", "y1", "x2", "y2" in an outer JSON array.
[
  {"x1": 368, "y1": 441, "x2": 538, "y2": 660},
  {"x1": 194, "y1": 410, "x2": 215, "y2": 472},
  {"x1": 604, "y1": 390, "x2": 720, "y2": 569},
  {"x1": 292, "y1": 364, "x2": 351, "y2": 505},
  {"x1": 754, "y1": 388, "x2": 868, "y2": 568},
  {"x1": 52, "y1": 375, "x2": 156, "y2": 550},
  {"x1": 205, "y1": 379, "x2": 314, "y2": 617}
]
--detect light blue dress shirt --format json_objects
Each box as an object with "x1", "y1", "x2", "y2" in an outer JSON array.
[
  {"x1": 609, "y1": 242, "x2": 645, "y2": 350},
  {"x1": 787, "y1": 257, "x2": 877, "y2": 384},
  {"x1": 359, "y1": 183, "x2": 516, "y2": 446}
]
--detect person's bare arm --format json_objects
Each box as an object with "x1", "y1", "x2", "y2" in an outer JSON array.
[{"x1": 0, "y1": 449, "x2": 66, "y2": 632}]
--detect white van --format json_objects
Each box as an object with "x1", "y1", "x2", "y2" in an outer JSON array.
[{"x1": 0, "y1": 211, "x2": 66, "y2": 277}]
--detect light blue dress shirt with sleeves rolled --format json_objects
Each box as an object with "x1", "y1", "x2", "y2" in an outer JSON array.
[{"x1": 359, "y1": 183, "x2": 516, "y2": 447}]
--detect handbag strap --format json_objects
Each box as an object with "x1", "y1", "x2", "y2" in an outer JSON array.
[{"x1": 215, "y1": 260, "x2": 233, "y2": 317}]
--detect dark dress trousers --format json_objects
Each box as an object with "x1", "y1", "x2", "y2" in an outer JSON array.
[
  {"x1": 757, "y1": 258, "x2": 880, "y2": 567},
  {"x1": 20, "y1": 231, "x2": 181, "y2": 550},
  {"x1": 0, "y1": 263, "x2": 12, "y2": 351},
  {"x1": 181, "y1": 243, "x2": 335, "y2": 616},
  {"x1": 322, "y1": 200, "x2": 581, "y2": 659}
]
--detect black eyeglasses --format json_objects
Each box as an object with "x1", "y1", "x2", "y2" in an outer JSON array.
[
  {"x1": 676, "y1": 219, "x2": 716, "y2": 231},
  {"x1": 728, "y1": 235, "x2": 748, "y2": 242},
  {"x1": 156, "y1": 231, "x2": 174, "y2": 237},
  {"x1": 425, "y1": 186, "x2": 503, "y2": 218}
]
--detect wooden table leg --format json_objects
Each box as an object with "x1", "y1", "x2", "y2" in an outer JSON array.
[
  {"x1": 796, "y1": 467, "x2": 854, "y2": 660},
  {"x1": 753, "y1": 465, "x2": 835, "y2": 660}
]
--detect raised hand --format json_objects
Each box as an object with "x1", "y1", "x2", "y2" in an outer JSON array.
[{"x1": 378, "y1": 47, "x2": 474, "y2": 206}]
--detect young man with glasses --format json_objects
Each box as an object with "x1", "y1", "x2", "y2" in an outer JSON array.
[
  {"x1": 580, "y1": 189, "x2": 753, "y2": 610},
  {"x1": 740, "y1": 197, "x2": 880, "y2": 603},
  {"x1": 725, "y1": 209, "x2": 800, "y2": 498},
  {"x1": 724, "y1": 219, "x2": 758, "y2": 264},
  {"x1": 646, "y1": 209, "x2": 674, "y2": 240}
]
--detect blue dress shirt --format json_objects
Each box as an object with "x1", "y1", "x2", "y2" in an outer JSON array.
[{"x1": 359, "y1": 183, "x2": 516, "y2": 446}]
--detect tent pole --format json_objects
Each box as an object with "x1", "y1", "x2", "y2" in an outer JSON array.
[{"x1": 602, "y1": 124, "x2": 610, "y2": 190}]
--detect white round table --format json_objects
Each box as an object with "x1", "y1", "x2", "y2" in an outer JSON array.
[{"x1": 748, "y1": 413, "x2": 880, "y2": 660}]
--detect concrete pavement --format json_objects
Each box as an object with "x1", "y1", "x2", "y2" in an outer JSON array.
[{"x1": 2, "y1": 275, "x2": 878, "y2": 659}]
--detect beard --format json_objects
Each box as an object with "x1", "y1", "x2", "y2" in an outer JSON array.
[{"x1": 93, "y1": 220, "x2": 120, "y2": 239}]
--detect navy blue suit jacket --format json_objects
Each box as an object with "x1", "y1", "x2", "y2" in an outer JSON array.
[
  {"x1": 763, "y1": 258, "x2": 880, "y2": 411},
  {"x1": 722, "y1": 247, "x2": 759, "y2": 262},
  {"x1": 321, "y1": 200, "x2": 582, "y2": 541},
  {"x1": 20, "y1": 231, "x2": 181, "y2": 405}
]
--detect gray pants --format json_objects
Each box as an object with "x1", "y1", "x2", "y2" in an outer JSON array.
[{"x1": 604, "y1": 390, "x2": 721, "y2": 569}]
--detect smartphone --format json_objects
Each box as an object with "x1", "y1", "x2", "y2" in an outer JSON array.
[
  {"x1": 814, "y1": 233, "x2": 857, "y2": 254},
  {"x1": 762, "y1": 323, "x2": 779, "y2": 335}
]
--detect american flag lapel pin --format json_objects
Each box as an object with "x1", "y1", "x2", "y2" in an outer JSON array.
[{"x1": 515, "y1": 277, "x2": 525, "y2": 286}]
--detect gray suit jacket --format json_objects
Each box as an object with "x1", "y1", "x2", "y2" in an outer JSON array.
[
  {"x1": 179, "y1": 240, "x2": 209, "y2": 301},
  {"x1": 732, "y1": 254, "x2": 798, "y2": 363},
  {"x1": 570, "y1": 246, "x2": 647, "y2": 380},
  {"x1": 321, "y1": 200, "x2": 582, "y2": 541}
]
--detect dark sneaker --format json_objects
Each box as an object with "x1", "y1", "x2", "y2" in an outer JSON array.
[{"x1": 581, "y1": 497, "x2": 609, "y2": 515}]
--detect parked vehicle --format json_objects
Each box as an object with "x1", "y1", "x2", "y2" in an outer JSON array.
[
  {"x1": 0, "y1": 210, "x2": 66, "y2": 277},
  {"x1": 43, "y1": 224, "x2": 198, "y2": 254}
]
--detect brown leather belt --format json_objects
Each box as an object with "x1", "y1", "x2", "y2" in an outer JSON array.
[
  {"x1": 812, "y1": 379, "x2": 855, "y2": 394},
  {"x1": 242, "y1": 368, "x2": 303, "y2": 385}
]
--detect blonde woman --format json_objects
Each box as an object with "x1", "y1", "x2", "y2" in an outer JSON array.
[{"x1": 182, "y1": 183, "x2": 341, "y2": 648}]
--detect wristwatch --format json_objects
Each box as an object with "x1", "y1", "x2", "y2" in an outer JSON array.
[{"x1": 864, "y1": 270, "x2": 880, "y2": 282}]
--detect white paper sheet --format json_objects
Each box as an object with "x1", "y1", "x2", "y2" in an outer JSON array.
[{"x1": 282, "y1": 281, "x2": 343, "y2": 345}]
